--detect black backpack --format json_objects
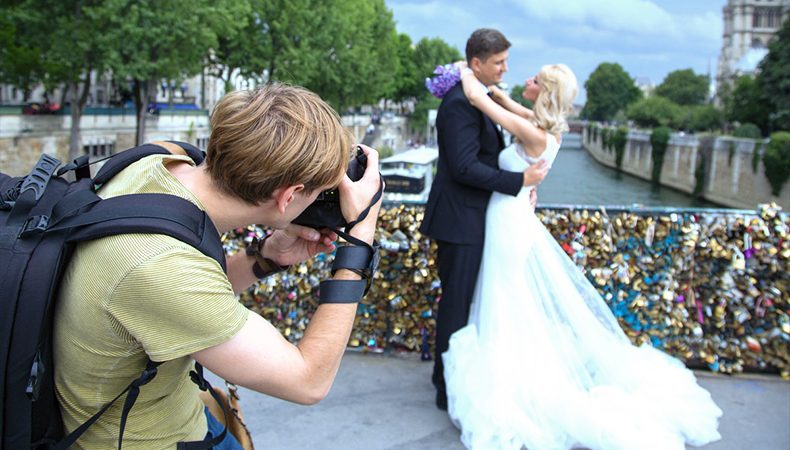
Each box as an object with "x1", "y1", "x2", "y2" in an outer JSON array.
[{"x1": 1, "y1": 142, "x2": 230, "y2": 449}]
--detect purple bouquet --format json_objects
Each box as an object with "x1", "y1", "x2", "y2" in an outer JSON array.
[{"x1": 425, "y1": 64, "x2": 460, "y2": 99}]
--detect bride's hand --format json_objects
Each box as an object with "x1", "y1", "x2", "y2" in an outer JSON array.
[
  {"x1": 489, "y1": 85, "x2": 506, "y2": 102},
  {"x1": 454, "y1": 60, "x2": 468, "y2": 71}
]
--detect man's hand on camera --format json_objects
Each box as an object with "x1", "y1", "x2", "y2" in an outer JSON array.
[
  {"x1": 264, "y1": 226, "x2": 337, "y2": 267},
  {"x1": 338, "y1": 144, "x2": 383, "y2": 245}
]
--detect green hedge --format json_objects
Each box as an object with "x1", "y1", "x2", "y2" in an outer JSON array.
[
  {"x1": 734, "y1": 123, "x2": 762, "y2": 139},
  {"x1": 763, "y1": 132, "x2": 790, "y2": 196},
  {"x1": 650, "y1": 126, "x2": 672, "y2": 183},
  {"x1": 613, "y1": 127, "x2": 628, "y2": 169}
]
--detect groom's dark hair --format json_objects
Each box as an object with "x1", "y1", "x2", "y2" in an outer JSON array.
[{"x1": 466, "y1": 28, "x2": 511, "y2": 63}]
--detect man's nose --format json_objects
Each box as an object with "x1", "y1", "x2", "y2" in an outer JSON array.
[{"x1": 502, "y1": 62, "x2": 508, "y2": 73}]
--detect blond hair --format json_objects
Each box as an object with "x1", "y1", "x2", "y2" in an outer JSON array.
[
  {"x1": 205, "y1": 83, "x2": 352, "y2": 204},
  {"x1": 532, "y1": 64, "x2": 578, "y2": 136}
]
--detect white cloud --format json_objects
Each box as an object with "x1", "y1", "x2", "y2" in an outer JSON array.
[
  {"x1": 386, "y1": 0, "x2": 725, "y2": 104},
  {"x1": 501, "y1": 0, "x2": 720, "y2": 44}
]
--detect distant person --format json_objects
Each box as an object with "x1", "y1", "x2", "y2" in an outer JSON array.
[
  {"x1": 54, "y1": 83, "x2": 382, "y2": 448},
  {"x1": 418, "y1": 28, "x2": 548, "y2": 411},
  {"x1": 441, "y1": 60, "x2": 722, "y2": 449}
]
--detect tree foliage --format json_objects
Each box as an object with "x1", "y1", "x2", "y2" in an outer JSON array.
[
  {"x1": 650, "y1": 126, "x2": 672, "y2": 184},
  {"x1": 7, "y1": 0, "x2": 127, "y2": 158},
  {"x1": 626, "y1": 96, "x2": 681, "y2": 128},
  {"x1": 99, "y1": 0, "x2": 249, "y2": 145},
  {"x1": 686, "y1": 105, "x2": 724, "y2": 132},
  {"x1": 409, "y1": 93, "x2": 440, "y2": 138},
  {"x1": 763, "y1": 132, "x2": 790, "y2": 195},
  {"x1": 727, "y1": 75, "x2": 769, "y2": 132},
  {"x1": 408, "y1": 37, "x2": 461, "y2": 138},
  {"x1": 734, "y1": 123, "x2": 762, "y2": 139},
  {"x1": 413, "y1": 37, "x2": 463, "y2": 81},
  {"x1": 654, "y1": 69, "x2": 709, "y2": 105},
  {"x1": 0, "y1": 11, "x2": 44, "y2": 101},
  {"x1": 582, "y1": 62, "x2": 641, "y2": 122},
  {"x1": 509, "y1": 84, "x2": 533, "y2": 108},
  {"x1": 757, "y1": 19, "x2": 790, "y2": 132},
  {"x1": 390, "y1": 33, "x2": 422, "y2": 102},
  {"x1": 298, "y1": 0, "x2": 398, "y2": 111}
]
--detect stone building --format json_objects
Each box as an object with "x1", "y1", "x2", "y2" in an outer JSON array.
[{"x1": 716, "y1": 0, "x2": 790, "y2": 89}]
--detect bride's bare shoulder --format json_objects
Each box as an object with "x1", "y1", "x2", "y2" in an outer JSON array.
[{"x1": 518, "y1": 128, "x2": 549, "y2": 158}]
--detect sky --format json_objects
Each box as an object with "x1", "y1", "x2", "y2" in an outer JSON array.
[{"x1": 385, "y1": 0, "x2": 727, "y2": 104}]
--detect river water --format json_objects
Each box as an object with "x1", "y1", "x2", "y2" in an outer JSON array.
[{"x1": 538, "y1": 134, "x2": 718, "y2": 209}]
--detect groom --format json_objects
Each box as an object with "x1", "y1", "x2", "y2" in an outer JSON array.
[{"x1": 420, "y1": 28, "x2": 548, "y2": 410}]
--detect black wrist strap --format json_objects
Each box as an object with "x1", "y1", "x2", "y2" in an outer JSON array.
[
  {"x1": 319, "y1": 240, "x2": 380, "y2": 304},
  {"x1": 331, "y1": 244, "x2": 373, "y2": 274},
  {"x1": 318, "y1": 279, "x2": 368, "y2": 303}
]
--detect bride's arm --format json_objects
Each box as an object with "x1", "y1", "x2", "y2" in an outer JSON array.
[
  {"x1": 459, "y1": 69, "x2": 544, "y2": 154},
  {"x1": 489, "y1": 85, "x2": 535, "y2": 121}
]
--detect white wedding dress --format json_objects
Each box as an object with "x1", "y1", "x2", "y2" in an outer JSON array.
[{"x1": 442, "y1": 136, "x2": 722, "y2": 450}]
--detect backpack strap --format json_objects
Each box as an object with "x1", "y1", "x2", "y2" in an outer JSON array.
[
  {"x1": 55, "y1": 361, "x2": 228, "y2": 450},
  {"x1": 177, "y1": 364, "x2": 230, "y2": 450},
  {"x1": 54, "y1": 360, "x2": 162, "y2": 450},
  {"x1": 46, "y1": 193, "x2": 227, "y2": 273},
  {"x1": 94, "y1": 141, "x2": 205, "y2": 186}
]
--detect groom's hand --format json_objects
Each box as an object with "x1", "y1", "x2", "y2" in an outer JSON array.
[{"x1": 522, "y1": 160, "x2": 549, "y2": 186}]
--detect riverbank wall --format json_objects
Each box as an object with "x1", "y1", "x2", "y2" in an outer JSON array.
[{"x1": 582, "y1": 126, "x2": 790, "y2": 210}]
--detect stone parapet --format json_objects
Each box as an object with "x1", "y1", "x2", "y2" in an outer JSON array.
[{"x1": 583, "y1": 125, "x2": 789, "y2": 210}]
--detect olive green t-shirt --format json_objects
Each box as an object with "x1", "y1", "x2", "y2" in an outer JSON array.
[{"x1": 53, "y1": 154, "x2": 249, "y2": 449}]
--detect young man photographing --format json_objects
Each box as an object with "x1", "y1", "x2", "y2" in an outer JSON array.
[{"x1": 53, "y1": 83, "x2": 382, "y2": 448}]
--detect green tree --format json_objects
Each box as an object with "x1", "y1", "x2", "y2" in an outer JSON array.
[
  {"x1": 763, "y1": 132, "x2": 790, "y2": 195},
  {"x1": 409, "y1": 37, "x2": 461, "y2": 138},
  {"x1": 687, "y1": 105, "x2": 724, "y2": 132},
  {"x1": 757, "y1": 19, "x2": 790, "y2": 132},
  {"x1": 654, "y1": 69, "x2": 709, "y2": 105},
  {"x1": 409, "y1": 93, "x2": 440, "y2": 139},
  {"x1": 734, "y1": 123, "x2": 762, "y2": 139},
  {"x1": 0, "y1": 11, "x2": 44, "y2": 102},
  {"x1": 301, "y1": 0, "x2": 398, "y2": 110},
  {"x1": 727, "y1": 75, "x2": 769, "y2": 132},
  {"x1": 391, "y1": 33, "x2": 421, "y2": 102},
  {"x1": 509, "y1": 84, "x2": 533, "y2": 108},
  {"x1": 626, "y1": 96, "x2": 681, "y2": 128},
  {"x1": 206, "y1": 0, "x2": 276, "y2": 93},
  {"x1": 13, "y1": 0, "x2": 125, "y2": 160},
  {"x1": 582, "y1": 62, "x2": 641, "y2": 121},
  {"x1": 104, "y1": 0, "x2": 248, "y2": 145},
  {"x1": 413, "y1": 37, "x2": 463, "y2": 81}
]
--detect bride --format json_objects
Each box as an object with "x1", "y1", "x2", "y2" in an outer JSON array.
[{"x1": 442, "y1": 62, "x2": 723, "y2": 450}]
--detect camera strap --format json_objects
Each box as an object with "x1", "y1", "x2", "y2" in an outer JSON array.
[
  {"x1": 318, "y1": 177, "x2": 383, "y2": 304},
  {"x1": 341, "y1": 176, "x2": 384, "y2": 237}
]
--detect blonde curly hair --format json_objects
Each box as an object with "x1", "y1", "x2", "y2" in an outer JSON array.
[{"x1": 532, "y1": 64, "x2": 578, "y2": 136}]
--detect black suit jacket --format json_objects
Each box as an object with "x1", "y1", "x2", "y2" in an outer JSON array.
[{"x1": 420, "y1": 83, "x2": 523, "y2": 245}]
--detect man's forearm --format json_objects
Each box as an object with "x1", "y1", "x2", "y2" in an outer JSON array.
[
  {"x1": 295, "y1": 269, "x2": 361, "y2": 401},
  {"x1": 226, "y1": 250, "x2": 260, "y2": 295}
]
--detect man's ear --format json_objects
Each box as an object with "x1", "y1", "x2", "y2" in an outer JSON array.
[
  {"x1": 470, "y1": 57, "x2": 482, "y2": 73},
  {"x1": 272, "y1": 184, "x2": 306, "y2": 214}
]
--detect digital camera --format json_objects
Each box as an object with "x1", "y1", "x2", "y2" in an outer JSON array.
[{"x1": 292, "y1": 147, "x2": 367, "y2": 229}]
